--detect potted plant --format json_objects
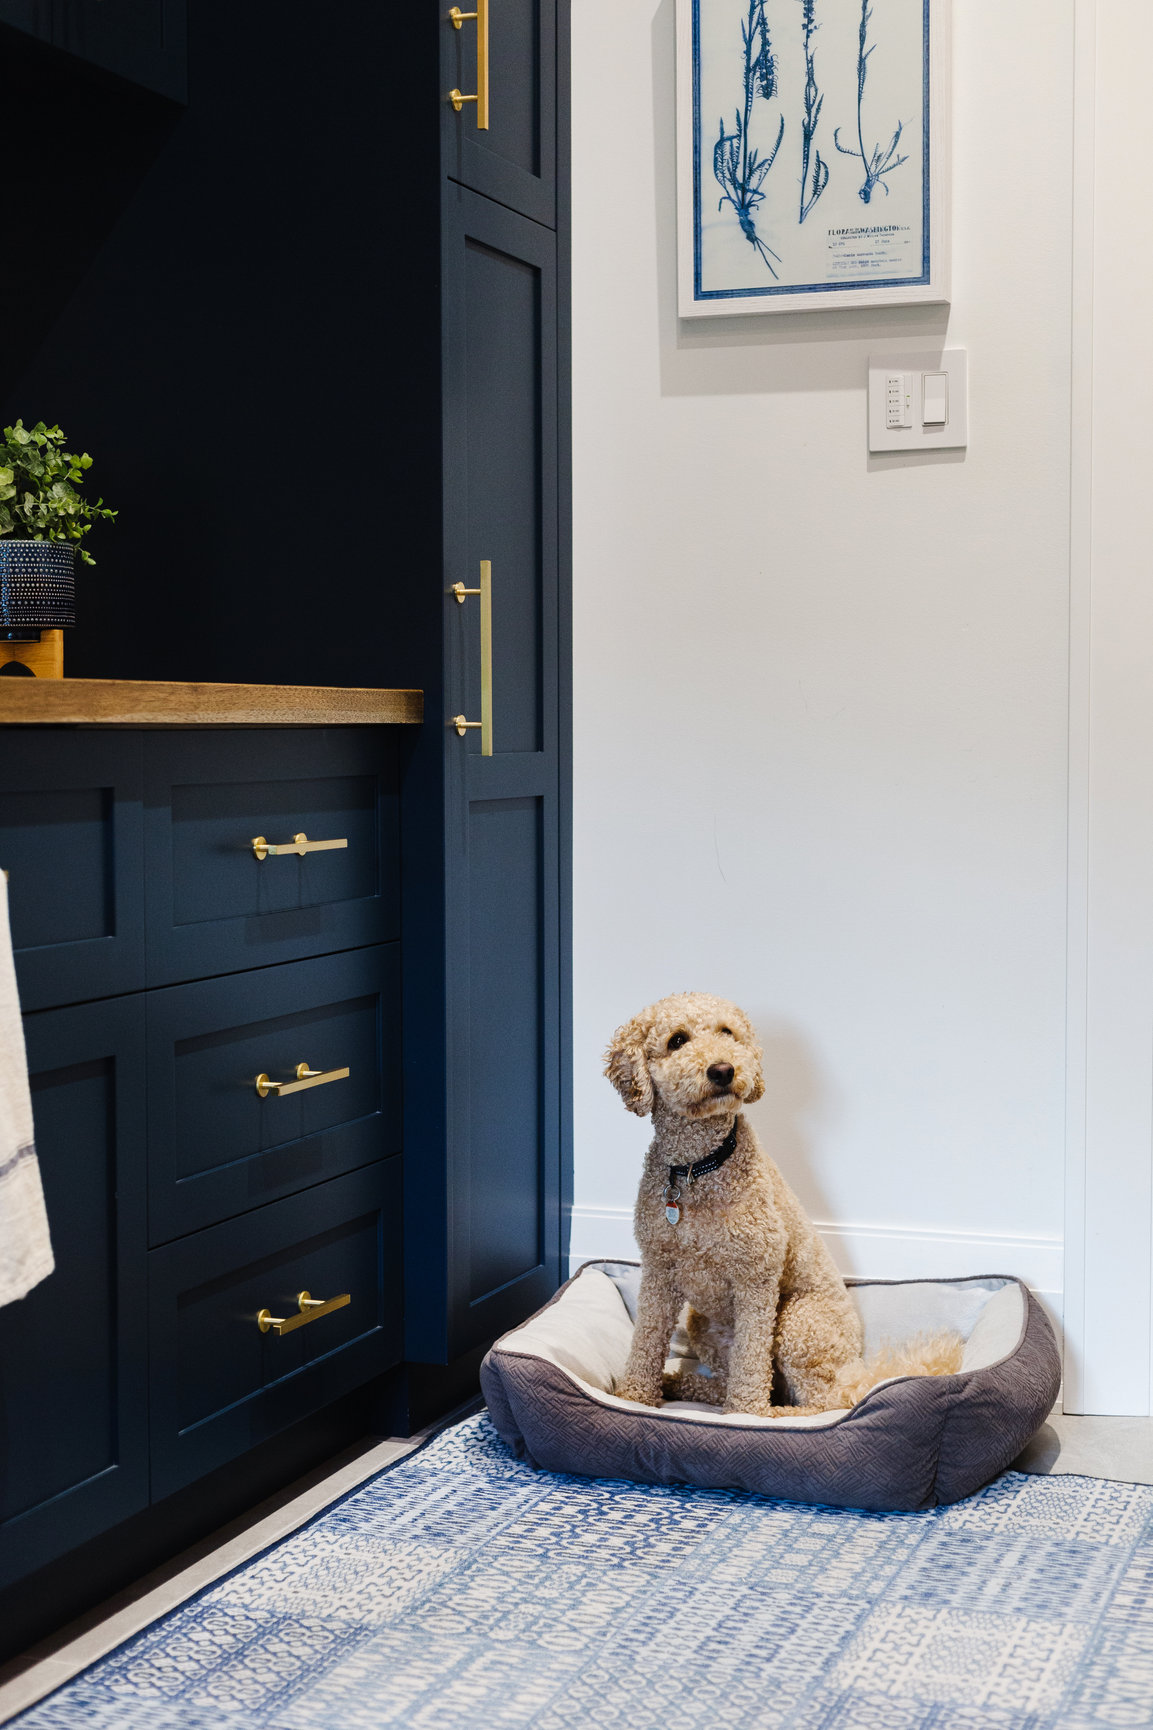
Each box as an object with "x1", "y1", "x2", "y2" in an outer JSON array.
[{"x1": 0, "y1": 419, "x2": 116, "y2": 646}]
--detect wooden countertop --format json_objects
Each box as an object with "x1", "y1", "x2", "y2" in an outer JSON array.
[{"x1": 0, "y1": 679, "x2": 423, "y2": 727}]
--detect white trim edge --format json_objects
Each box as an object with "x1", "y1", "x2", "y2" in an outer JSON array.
[{"x1": 567, "y1": 1206, "x2": 1063, "y2": 1325}]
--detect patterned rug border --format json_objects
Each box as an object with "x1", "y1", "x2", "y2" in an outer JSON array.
[{"x1": 14, "y1": 1402, "x2": 483, "y2": 1721}]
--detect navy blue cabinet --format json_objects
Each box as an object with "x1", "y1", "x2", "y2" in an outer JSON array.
[
  {"x1": 0, "y1": 0, "x2": 572, "y2": 1378},
  {"x1": 0, "y1": 724, "x2": 404, "y2": 1595},
  {"x1": 426, "y1": 187, "x2": 564, "y2": 1356},
  {"x1": 0, "y1": 0, "x2": 570, "y2": 1629},
  {"x1": 382, "y1": 0, "x2": 570, "y2": 1375},
  {"x1": 0, "y1": 994, "x2": 148, "y2": 1589}
]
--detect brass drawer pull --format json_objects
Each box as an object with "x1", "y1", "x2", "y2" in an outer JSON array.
[
  {"x1": 448, "y1": 0, "x2": 489, "y2": 129},
  {"x1": 448, "y1": 558, "x2": 492, "y2": 756},
  {"x1": 258, "y1": 1289, "x2": 351, "y2": 1335},
  {"x1": 255, "y1": 1061, "x2": 350, "y2": 1098},
  {"x1": 252, "y1": 832, "x2": 348, "y2": 861}
]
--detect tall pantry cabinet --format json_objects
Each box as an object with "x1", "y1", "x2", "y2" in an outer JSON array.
[{"x1": 403, "y1": 0, "x2": 571, "y2": 1373}]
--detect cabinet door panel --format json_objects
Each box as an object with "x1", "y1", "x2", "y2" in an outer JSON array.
[
  {"x1": 467, "y1": 796, "x2": 543, "y2": 1299},
  {"x1": 0, "y1": 997, "x2": 148, "y2": 1588},
  {"x1": 144, "y1": 730, "x2": 399, "y2": 985},
  {"x1": 147, "y1": 947, "x2": 401, "y2": 1243},
  {"x1": 149, "y1": 1162, "x2": 401, "y2": 1499},
  {"x1": 447, "y1": 192, "x2": 556, "y2": 764},
  {"x1": 407, "y1": 186, "x2": 561, "y2": 1360},
  {"x1": 0, "y1": 732, "x2": 145, "y2": 1011},
  {"x1": 463, "y1": 238, "x2": 544, "y2": 753},
  {"x1": 442, "y1": 0, "x2": 555, "y2": 226}
]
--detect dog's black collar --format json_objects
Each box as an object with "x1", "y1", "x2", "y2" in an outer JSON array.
[{"x1": 668, "y1": 1117, "x2": 739, "y2": 1189}]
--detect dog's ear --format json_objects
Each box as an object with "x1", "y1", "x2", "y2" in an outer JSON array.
[
  {"x1": 736, "y1": 1010, "x2": 765, "y2": 1104},
  {"x1": 604, "y1": 1014, "x2": 654, "y2": 1117}
]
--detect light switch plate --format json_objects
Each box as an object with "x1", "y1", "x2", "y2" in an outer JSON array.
[{"x1": 869, "y1": 349, "x2": 968, "y2": 452}]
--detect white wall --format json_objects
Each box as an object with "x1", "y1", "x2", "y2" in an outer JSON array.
[{"x1": 570, "y1": 0, "x2": 1074, "y2": 1317}]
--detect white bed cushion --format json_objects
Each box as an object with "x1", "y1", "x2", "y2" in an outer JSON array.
[{"x1": 495, "y1": 1264, "x2": 1026, "y2": 1429}]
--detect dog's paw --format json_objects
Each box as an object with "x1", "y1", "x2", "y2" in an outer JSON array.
[
  {"x1": 614, "y1": 1379, "x2": 663, "y2": 1407},
  {"x1": 724, "y1": 1400, "x2": 775, "y2": 1419}
]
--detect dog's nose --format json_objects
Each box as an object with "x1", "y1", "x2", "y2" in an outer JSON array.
[{"x1": 707, "y1": 1063, "x2": 735, "y2": 1087}]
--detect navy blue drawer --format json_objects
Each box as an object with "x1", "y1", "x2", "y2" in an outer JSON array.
[
  {"x1": 0, "y1": 732, "x2": 145, "y2": 1011},
  {"x1": 147, "y1": 946, "x2": 400, "y2": 1244},
  {"x1": 143, "y1": 730, "x2": 400, "y2": 986},
  {"x1": 148, "y1": 1162, "x2": 402, "y2": 1499}
]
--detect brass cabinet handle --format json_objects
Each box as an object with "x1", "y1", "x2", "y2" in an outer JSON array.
[
  {"x1": 252, "y1": 832, "x2": 348, "y2": 861},
  {"x1": 255, "y1": 1061, "x2": 351, "y2": 1098},
  {"x1": 258, "y1": 1289, "x2": 351, "y2": 1336},
  {"x1": 448, "y1": 558, "x2": 492, "y2": 756},
  {"x1": 448, "y1": 0, "x2": 489, "y2": 129}
]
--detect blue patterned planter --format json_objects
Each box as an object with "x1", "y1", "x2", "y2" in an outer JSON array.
[{"x1": 0, "y1": 540, "x2": 76, "y2": 637}]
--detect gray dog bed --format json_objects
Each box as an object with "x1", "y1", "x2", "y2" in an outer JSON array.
[{"x1": 480, "y1": 1261, "x2": 1061, "y2": 1511}]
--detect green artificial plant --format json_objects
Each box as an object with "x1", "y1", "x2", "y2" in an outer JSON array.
[{"x1": 0, "y1": 420, "x2": 116, "y2": 566}]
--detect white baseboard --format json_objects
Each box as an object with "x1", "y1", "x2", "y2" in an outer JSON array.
[{"x1": 567, "y1": 1205, "x2": 1063, "y2": 1332}]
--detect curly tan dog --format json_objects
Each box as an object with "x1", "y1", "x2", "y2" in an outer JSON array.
[{"x1": 605, "y1": 992, "x2": 960, "y2": 1418}]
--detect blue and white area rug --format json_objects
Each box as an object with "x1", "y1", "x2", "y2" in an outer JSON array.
[{"x1": 14, "y1": 1415, "x2": 1153, "y2": 1730}]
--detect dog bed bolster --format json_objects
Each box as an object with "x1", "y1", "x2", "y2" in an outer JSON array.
[{"x1": 479, "y1": 1262, "x2": 1060, "y2": 1511}]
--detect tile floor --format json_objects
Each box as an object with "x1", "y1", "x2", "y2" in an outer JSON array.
[
  {"x1": 1014, "y1": 1408, "x2": 1153, "y2": 1486},
  {"x1": 0, "y1": 1403, "x2": 1149, "y2": 1726}
]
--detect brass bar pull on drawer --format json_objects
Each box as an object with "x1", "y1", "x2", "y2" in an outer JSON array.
[
  {"x1": 258, "y1": 1290, "x2": 351, "y2": 1335},
  {"x1": 255, "y1": 1061, "x2": 351, "y2": 1098},
  {"x1": 448, "y1": 0, "x2": 489, "y2": 129},
  {"x1": 252, "y1": 832, "x2": 348, "y2": 861},
  {"x1": 447, "y1": 559, "x2": 493, "y2": 756}
]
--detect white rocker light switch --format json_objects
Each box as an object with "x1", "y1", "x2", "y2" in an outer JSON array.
[{"x1": 922, "y1": 372, "x2": 948, "y2": 426}]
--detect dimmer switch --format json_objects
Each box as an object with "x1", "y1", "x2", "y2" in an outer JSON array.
[{"x1": 885, "y1": 373, "x2": 913, "y2": 429}]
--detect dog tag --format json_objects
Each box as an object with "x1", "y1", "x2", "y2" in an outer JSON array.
[{"x1": 665, "y1": 1203, "x2": 681, "y2": 1226}]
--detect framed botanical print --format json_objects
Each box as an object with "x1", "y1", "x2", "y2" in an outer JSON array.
[{"x1": 677, "y1": 0, "x2": 951, "y2": 316}]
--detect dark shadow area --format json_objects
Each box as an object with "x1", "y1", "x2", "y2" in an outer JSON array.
[
  {"x1": 1013, "y1": 1420, "x2": 1060, "y2": 1474},
  {"x1": 0, "y1": 4, "x2": 436, "y2": 688},
  {"x1": 0, "y1": 28, "x2": 178, "y2": 403}
]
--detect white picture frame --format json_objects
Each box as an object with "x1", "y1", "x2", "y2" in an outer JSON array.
[{"x1": 677, "y1": 0, "x2": 951, "y2": 317}]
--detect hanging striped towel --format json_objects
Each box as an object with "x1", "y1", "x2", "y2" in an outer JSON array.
[{"x1": 0, "y1": 871, "x2": 52, "y2": 1306}]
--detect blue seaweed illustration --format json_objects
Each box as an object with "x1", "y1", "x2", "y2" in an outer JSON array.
[
  {"x1": 833, "y1": 0, "x2": 909, "y2": 204},
  {"x1": 713, "y1": 0, "x2": 786, "y2": 276},
  {"x1": 798, "y1": 0, "x2": 828, "y2": 223}
]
